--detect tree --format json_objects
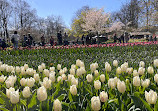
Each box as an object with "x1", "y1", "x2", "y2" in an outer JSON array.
[{"x1": 81, "y1": 8, "x2": 110, "y2": 36}]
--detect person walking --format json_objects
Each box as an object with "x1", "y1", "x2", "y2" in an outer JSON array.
[
  {"x1": 114, "y1": 34, "x2": 117, "y2": 43},
  {"x1": 50, "y1": 36, "x2": 54, "y2": 46},
  {"x1": 11, "y1": 31, "x2": 20, "y2": 49},
  {"x1": 124, "y1": 32, "x2": 129, "y2": 43},
  {"x1": 57, "y1": 31, "x2": 62, "y2": 45},
  {"x1": 28, "y1": 33, "x2": 33, "y2": 48},
  {"x1": 64, "y1": 32, "x2": 68, "y2": 45},
  {"x1": 41, "y1": 35, "x2": 45, "y2": 46}
]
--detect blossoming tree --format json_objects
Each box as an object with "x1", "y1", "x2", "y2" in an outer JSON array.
[{"x1": 81, "y1": 8, "x2": 110, "y2": 35}]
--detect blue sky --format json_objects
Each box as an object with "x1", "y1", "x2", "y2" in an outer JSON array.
[{"x1": 26, "y1": 0, "x2": 126, "y2": 27}]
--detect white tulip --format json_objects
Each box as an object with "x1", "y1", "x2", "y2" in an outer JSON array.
[
  {"x1": 145, "y1": 90, "x2": 157, "y2": 104},
  {"x1": 37, "y1": 86, "x2": 47, "y2": 101},
  {"x1": 99, "y1": 91, "x2": 108, "y2": 102},
  {"x1": 70, "y1": 68, "x2": 75, "y2": 75},
  {"x1": 27, "y1": 77, "x2": 35, "y2": 87},
  {"x1": 59, "y1": 69, "x2": 64, "y2": 75},
  {"x1": 116, "y1": 67, "x2": 122, "y2": 74},
  {"x1": 43, "y1": 69, "x2": 50, "y2": 77},
  {"x1": 57, "y1": 64, "x2": 61, "y2": 70},
  {"x1": 0, "y1": 75, "x2": 6, "y2": 83},
  {"x1": 133, "y1": 76, "x2": 140, "y2": 86},
  {"x1": 141, "y1": 79, "x2": 150, "y2": 88},
  {"x1": 100, "y1": 74, "x2": 105, "y2": 82},
  {"x1": 5, "y1": 75, "x2": 17, "y2": 88},
  {"x1": 108, "y1": 78, "x2": 116, "y2": 89},
  {"x1": 63, "y1": 67, "x2": 67, "y2": 73},
  {"x1": 0, "y1": 64, "x2": 5, "y2": 71},
  {"x1": 76, "y1": 59, "x2": 81, "y2": 66},
  {"x1": 138, "y1": 67, "x2": 145, "y2": 75},
  {"x1": 71, "y1": 64, "x2": 76, "y2": 69},
  {"x1": 22, "y1": 86, "x2": 31, "y2": 98},
  {"x1": 57, "y1": 76, "x2": 63, "y2": 83},
  {"x1": 15, "y1": 66, "x2": 21, "y2": 73},
  {"x1": 42, "y1": 77, "x2": 52, "y2": 89},
  {"x1": 24, "y1": 64, "x2": 29, "y2": 70},
  {"x1": 94, "y1": 70, "x2": 99, "y2": 76},
  {"x1": 154, "y1": 74, "x2": 158, "y2": 84},
  {"x1": 113, "y1": 60, "x2": 118, "y2": 67},
  {"x1": 21, "y1": 67, "x2": 26, "y2": 75},
  {"x1": 105, "y1": 62, "x2": 111, "y2": 72},
  {"x1": 53, "y1": 99, "x2": 62, "y2": 111},
  {"x1": 117, "y1": 80, "x2": 126, "y2": 93},
  {"x1": 86, "y1": 74, "x2": 93, "y2": 82},
  {"x1": 71, "y1": 77, "x2": 78, "y2": 86},
  {"x1": 80, "y1": 67, "x2": 86, "y2": 74},
  {"x1": 49, "y1": 73, "x2": 56, "y2": 83},
  {"x1": 133, "y1": 70, "x2": 139, "y2": 76},
  {"x1": 126, "y1": 68, "x2": 133, "y2": 74},
  {"x1": 121, "y1": 63, "x2": 128, "y2": 73},
  {"x1": 50, "y1": 67, "x2": 55, "y2": 72},
  {"x1": 34, "y1": 73, "x2": 40, "y2": 82},
  {"x1": 94, "y1": 80, "x2": 101, "y2": 90},
  {"x1": 10, "y1": 90, "x2": 19, "y2": 104},
  {"x1": 91, "y1": 96, "x2": 101, "y2": 111},
  {"x1": 62, "y1": 74, "x2": 67, "y2": 80},
  {"x1": 76, "y1": 68, "x2": 82, "y2": 77},
  {"x1": 147, "y1": 66, "x2": 154, "y2": 74},
  {"x1": 38, "y1": 65, "x2": 43, "y2": 72},
  {"x1": 41, "y1": 63, "x2": 46, "y2": 69},
  {"x1": 20, "y1": 78, "x2": 27, "y2": 86},
  {"x1": 6, "y1": 87, "x2": 15, "y2": 98},
  {"x1": 139, "y1": 61, "x2": 145, "y2": 67},
  {"x1": 154, "y1": 59, "x2": 158, "y2": 67},
  {"x1": 26, "y1": 68, "x2": 34, "y2": 75},
  {"x1": 70, "y1": 85, "x2": 77, "y2": 95}
]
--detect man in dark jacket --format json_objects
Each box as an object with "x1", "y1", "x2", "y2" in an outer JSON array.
[{"x1": 57, "y1": 31, "x2": 62, "y2": 45}]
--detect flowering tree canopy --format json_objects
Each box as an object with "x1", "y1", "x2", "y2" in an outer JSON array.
[
  {"x1": 81, "y1": 8, "x2": 110, "y2": 34},
  {"x1": 109, "y1": 22, "x2": 125, "y2": 32}
]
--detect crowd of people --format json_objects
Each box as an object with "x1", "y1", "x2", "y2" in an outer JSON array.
[{"x1": 0, "y1": 31, "x2": 157, "y2": 49}]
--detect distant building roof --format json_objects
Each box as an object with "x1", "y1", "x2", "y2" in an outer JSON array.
[{"x1": 130, "y1": 32, "x2": 151, "y2": 36}]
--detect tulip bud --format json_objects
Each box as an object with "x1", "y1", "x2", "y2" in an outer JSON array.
[
  {"x1": 105, "y1": 62, "x2": 111, "y2": 72},
  {"x1": 139, "y1": 61, "x2": 145, "y2": 67},
  {"x1": 126, "y1": 68, "x2": 133, "y2": 74},
  {"x1": 108, "y1": 78, "x2": 116, "y2": 89},
  {"x1": 21, "y1": 67, "x2": 26, "y2": 75},
  {"x1": 91, "y1": 96, "x2": 101, "y2": 111},
  {"x1": 62, "y1": 74, "x2": 67, "y2": 80},
  {"x1": 20, "y1": 78, "x2": 27, "y2": 86},
  {"x1": 71, "y1": 77, "x2": 78, "y2": 86},
  {"x1": 10, "y1": 90, "x2": 19, "y2": 104},
  {"x1": 125, "y1": 79, "x2": 130, "y2": 84},
  {"x1": 37, "y1": 86, "x2": 47, "y2": 101},
  {"x1": 63, "y1": 67, "x2": 67, "y2": 73},
  {"x1": 76, "y1": 68, "x2": 82, "y2": 77},
  {"x1": 86, "y1": 74, "x2": 93, "y2": 82},
  {"x1": 70, "y1": 85, "x2": 77, "y2": 95},
  {"x1": 133, "y1": 70, "x2": 139, "y2": 76},
  {"x1": 147, "y1": 66, "x2": 154, "y2": 74},
  {"x1": 53, "y1": 99, "x2": 62, "y2": 111},
  {"x1": 38, "y1": 65, "x2": 43, "y2": 72},
  {"x1": 0, "y1": 75, "x2": 6, "y2": 83},
  {"x1": 94, "y1": 70, "x2": 99, "y2": 76},
  {"x1": 5, "y1": 75, "x2": 17, "y2": 88},
  {"x1": 6, "y1": 87, "x2": 15, "y2": 98},
  {"x1": 145, "y1": 90, "x2": 157, "y2": 104},
  {"x1": 42, "y1": 77, "x2": 52, "y2": 89},
  {"x1": 70, "y1": 68, "x2": 75, "y2": 75},
  {"x1": 27, "y1": 77, "x2": 35, "y2": 87},
  {"x1": 15, "y1": 66, "x2": 21, "y2": 73},
  {"x1": 94, "y1": 80, "x2": 101, "y2": 90},
  {"x1": 121, "y1": 63, "x2": 128, "y2": 73},
  {"x1": 90, "y1": 63, "x2": 98, "y2": 72},
  {"x1": 22, "y1": 86, "x2": 31, "y2": 98},
  {"x1": 116, "y1": 67, "x2": 122, "y2": 74},
  {"x1": 68, "y1": 74, "x2": 74, "y2": 81},
  {"x1": 141, "y1": 79, "x2": 150, "y2": 88},
  {"x1": 99, "y1": 91, "x2": 108, "y2": 102},
  {"x1": 76, "y1": 59, "x2": 81, "y2": 66},
  {"x1": 113, "y1": 60, "x2": 118, "y2": 67},
  {"x1": 100, "y1": 74, "x2": 105, "y2": 82},
  {"x1": 133, "y1": 76, "x2": 140, "y2": 86},
  {"x1": 34, "y1": 73, "x2": 40, "y2": 82},
  {"x1": 71, "y1": 64, "x2": 76, "y2": 69},
  {"x1": 138, "y1": 67, "x2": 145, "y2": 75},
  {"x1": 41, "y1": 63, "x2": 46, "y2": 69},
  {"x1": 154, "y1": 74, "x2": 158, "y2": 84},
  {"x1": 154, "y1": 59, "x2": 158, "y2": 67},
  {"x1": 49, "y1": 73, "x2": 56, "y2": 83},
  {"x1": 117, "y1": 80, "x2": 126, "y2": 93},
  {"x1": 59, "y1": 69, "x2": 64, "y2": 75},
  {"x1": 57, "y1": 76, "x2": 63, "y2": 83},
  {"x1": 43, "y1": 69, "x2": 50, "y2": 77},
  {"x1": 50, "y1": 67, "x2": 55, "y2": 72},
  {"x1": 24, "y1": 64, "x2": 28, "y2": 70},
  {"x1": 57, "y1": 64, "x2": 61, "y2": 70}
]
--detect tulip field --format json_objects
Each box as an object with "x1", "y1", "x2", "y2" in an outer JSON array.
[{"x1": 0, "y1": 44, "x2": 158, "y2": 111}]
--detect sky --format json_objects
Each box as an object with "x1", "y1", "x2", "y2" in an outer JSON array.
[{"x1": 26, "y1": 0, "x2": 127, "y2": 27}]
